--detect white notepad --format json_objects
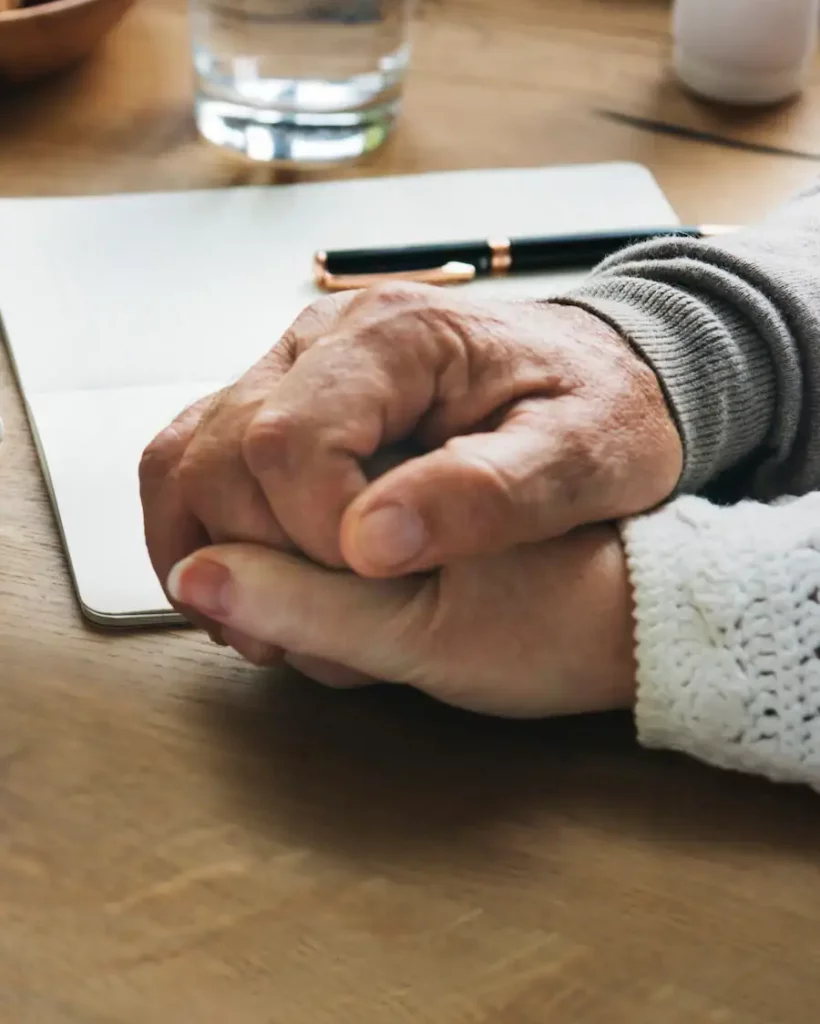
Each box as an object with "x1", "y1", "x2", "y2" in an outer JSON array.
[{"x1": 0, "y1": 163, "x2": 679, "y2": 626}]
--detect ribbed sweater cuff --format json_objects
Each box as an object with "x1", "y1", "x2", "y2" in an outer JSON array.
[{"x1": 555, "y1": 278, "x2": 777, "y2": 494}]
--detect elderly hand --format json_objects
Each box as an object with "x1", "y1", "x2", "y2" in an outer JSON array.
[
  {"x1": 140, "y1": 284, "x2": 680, "y2": 607},
  {"x1": 165, "y1": 524, "x2": 636, "y2": 718}
]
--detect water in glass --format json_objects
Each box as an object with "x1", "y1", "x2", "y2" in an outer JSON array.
[{"x1": 191, "y1": 0, "x2": 414, "y2": 163}]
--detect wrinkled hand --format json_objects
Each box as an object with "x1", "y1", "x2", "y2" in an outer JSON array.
[
  {"x1": 166, "y1": 524, "x2": 636, "y2": 718},
  {"x1": 140, "y1": 284, "x2": 681, "y2": 615}
]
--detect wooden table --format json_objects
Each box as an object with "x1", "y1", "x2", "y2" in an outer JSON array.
[{"x1": 2, "y1": 1, "x2": 820, "y2": 1020}]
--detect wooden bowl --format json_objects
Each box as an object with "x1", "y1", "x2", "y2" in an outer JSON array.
[{"x1": 0, "y1": 0, "x2": 136, "y2": 83}]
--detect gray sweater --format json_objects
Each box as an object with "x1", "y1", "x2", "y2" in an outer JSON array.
[{"x1": 563, "y1": 179, "x2": 820, "y2": 500}]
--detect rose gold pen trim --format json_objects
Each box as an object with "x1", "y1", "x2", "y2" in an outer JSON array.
[
  {"x1": 488, "y1": 237, "x2": 511, "y2": 275},
  {"x1": 314, "y1": 251, "x2": 329, "y2": 287},
  {"x1": 314, "y1": 261, "x2": 477, "y2": 293}
]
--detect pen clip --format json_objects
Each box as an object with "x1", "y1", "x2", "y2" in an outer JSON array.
[{"x1": 314, "y1": 254, "x2": 477, "y2": 292}]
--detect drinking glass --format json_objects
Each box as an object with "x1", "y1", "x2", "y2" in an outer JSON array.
[{"x1": 190, "y1": 0, "x2": 415, "y2": 163}]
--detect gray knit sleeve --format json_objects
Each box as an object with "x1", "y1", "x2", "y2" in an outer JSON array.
[{"x1": 558, "y1": 179, "x2": 820, "y2": 499}]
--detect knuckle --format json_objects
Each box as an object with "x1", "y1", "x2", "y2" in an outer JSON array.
[
  {"x1": 368, "y1": 280, "x2": 421, "y2": 303},
  {"x1": 175, "y1": 430, "x2": 239, "y2": 506},
  {"x1": 175, "y1": 444, "x2": 208, "y2": 503},
  {"x1": 242, "y1": 410, "x2": 299, "y2": 476},
  {"x1": 195, "y1": 388, "x2": 230, "y2": 430},
  {"x1": 308, "y1": 283, "x2": 442, "y2": 364},
  {"x1": 355, "y1": 280, "x2": 432, "y2": 312},
  {"x1": 139, "y1": 425, "x2": 183, "y2": 487},
  {"x1": 313, "y1": 292, "x2": 352, "y2": 320},
  {"x1": 139, "y1": 395, "x2": 217, "y2": 490},
  {"x1": 282, "y1": 293, "x2": 350, "y2": 352}
]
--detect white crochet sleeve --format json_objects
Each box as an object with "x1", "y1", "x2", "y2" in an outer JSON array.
[{"x1": 620, "y1": 493, "x2": 820, "y2": 790}]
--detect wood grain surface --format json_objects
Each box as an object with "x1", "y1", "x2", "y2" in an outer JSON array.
[{"x1": 2, "y1": 1, "x2": 820, "y2": 1021}]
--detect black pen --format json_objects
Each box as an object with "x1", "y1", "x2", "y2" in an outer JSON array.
[{"x1": 314, "y1": 224, "x2": 735, "y2": 291}]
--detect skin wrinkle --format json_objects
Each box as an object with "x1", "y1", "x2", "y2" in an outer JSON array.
[
  {"x1": 289, "y1": 298, "x2": 445, "y2": 456},
  {"x1": 516, "y1": 406, "x2": 596, "y2": 519},
  {"x1": 140, "y1": 396, "x2": 212, "y2": 483},
  {"x1": 195, "y1": 387, "x2": 231, "y2": 435},
  {"x1": 242, "y1": 410, "x2": 307, "y2": 480},
  {"x1": 181, "y1": 424, "x2": 282, "y2": 540},
  {"x1": 324, "y1": 304, "x2": 437, "y2": 443},
  {"x1": 374, "y1": 574, "x2": 442, "y2": 685},
  {"x1": 417, "y1": 304, "x2": 566, "y2": 446},
  {"x1": 419, "y1": 308, "x2": 473, "y2": 396},
  {"x1": 359, "y1": 315, "x2": 438, "y2": 446},
  {"x1": 429, "y1": 440, "x2": 522, "y2": 541}
]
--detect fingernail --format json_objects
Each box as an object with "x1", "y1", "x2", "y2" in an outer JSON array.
[
  {"x1": 354, "y1": 503, "x2": 428, "y2": 569},
  {"x1": 167, "y1": 556, "x2": 233, "y2": 618}
]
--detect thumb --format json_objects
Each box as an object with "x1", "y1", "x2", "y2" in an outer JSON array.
[
  {"x1": 166, "y1": 544, "x2": 430, "y2": 681},
  {"x1": 341, "y1": 394, "x2": 679, "y2": 577},
  {"x1": 339, "y1": 400, "x2": 605, "y2": 576}
]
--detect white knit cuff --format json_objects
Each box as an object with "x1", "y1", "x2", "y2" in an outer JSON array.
[{"x1": 620, "y1": 495, "x2": 820, "y2": 790}]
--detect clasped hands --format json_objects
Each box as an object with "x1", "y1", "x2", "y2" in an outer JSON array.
[{"x1": 139, "y1": 283, "x2": 682, "y2": 717}]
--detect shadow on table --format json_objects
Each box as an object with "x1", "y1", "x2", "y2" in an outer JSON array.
[{"x1": 195, "y1": 667, "x2": 820, "y2": 868}]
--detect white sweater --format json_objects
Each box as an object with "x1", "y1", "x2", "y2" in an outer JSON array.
[{"x1": 623, "y1": 493, "x2": 820, "y2": 790}]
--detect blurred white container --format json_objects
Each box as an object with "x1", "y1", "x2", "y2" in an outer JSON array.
[{"x1": 672, "y1": 0, "x2": 819, "y2": 105}]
